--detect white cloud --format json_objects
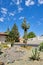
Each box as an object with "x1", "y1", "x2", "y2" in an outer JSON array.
[
  {"x1": 16, "y1": 0, "x2": 22, "y2": 5},
  {"x1": 16, "y1": 0, "x2": 20, "y2": 5},
  {"x1": 1, "y1": 8, "x2": 7, "y2": 11},
  {"x1": 19, "y1": 16, "x2": 24, "y2": 20},
  {"x1": 9, "y1": 12, "x2": 15, "y2": 16},
  {"x1": 18, "y1": 6, "x2": 23, "y2": 13},
  {"x1": 38, "y1": 0, "x2": 43, "y2": 4},
  {"x1": 9, "y1": 11, "x2": 16, "y2": 16},
  {"x1": 11, "y1": 0, "x2": 23, "y2": 13},
  {"x1": 0, "y1": 17, "x2": 4, "y2": 22},
  {"x1": 30, "y1": 1, "x2": 35, "y2": 5},
  {"x1": 1, "y1": 7, "x2": 8, "y2": 14},
  {"x1": 25, "y1": 0, "x2": 35, "y2": 6},
  {"x1": 12, "y1": 0, "x2": 22, "y2": 5},
  {"x1": 10, "y1": 0, "x2": 15, "y2": 5}
]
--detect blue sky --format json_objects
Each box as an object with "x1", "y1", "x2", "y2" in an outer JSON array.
[{"x1": 0, "y1": 0, "x2": 43, "y2": 37}]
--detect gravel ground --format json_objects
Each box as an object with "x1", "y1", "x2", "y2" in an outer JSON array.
[{"x1": 0, "y1": 45, "x2": 43, "y2": 65}]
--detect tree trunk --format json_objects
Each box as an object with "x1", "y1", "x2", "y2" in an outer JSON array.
[{"x1": 24, "y1": 30, "x2": 27, "y2": 47}]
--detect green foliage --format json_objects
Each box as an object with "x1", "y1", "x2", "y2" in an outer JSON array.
[
  {"x1": 21, "y1": 18, "x2": 30, "y2": 43},
  {"x1": 21, "y1": 18, "x2": 30, "y2": 31},
  {"x1": 39, "y1": 42, "x2": 43, "y2": 51},
  {"x1": 11, "y1": 23, "x2": 19, "y2": 42},
  {"x1": 6, "y1": 23, "x2": 19, "y2": 42},
  {"x1": 27, "y1": 32, "x2": 36, "y2": 38},
  {"x1": 5, "y1": 27, "x2": 10, "y2": 42},
  {"x1": 5, "y1": 33, "x2": 10, "y2": 42},
  {"x1": 5, "y1": 27, "x2": 10, "y2": 34},
  {"x1": 30, "y1": 48, "x2": 40, "y2": 60}
]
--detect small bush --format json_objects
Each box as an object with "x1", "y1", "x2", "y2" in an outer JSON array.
[
  {"x1": 30, "y1": 48, "x2": 40, "y2": 61},
  {"x1": 39, "y1": 42, "x2": 43, "y2": 51}
]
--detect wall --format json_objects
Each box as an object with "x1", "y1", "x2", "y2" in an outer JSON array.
[{"x1": 0, "y1": 36, "x2": 6, "y2": 43}]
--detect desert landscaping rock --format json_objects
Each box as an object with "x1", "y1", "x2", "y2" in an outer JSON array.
[{"x1": 0, "y1": 45, "x2": 43, "y2": 65}]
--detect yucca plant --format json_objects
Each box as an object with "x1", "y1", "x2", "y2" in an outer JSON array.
[
  {"x1": 21, "y1": 18, "x2": 30, "y2": 46},
  {"x1": 30, "y1": 48, "x2": 40, "y2": 60}
]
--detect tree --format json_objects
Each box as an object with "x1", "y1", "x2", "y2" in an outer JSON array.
[
  {"x1": 11, "y1": 23, "x2": 19, "y2": 42},
  {"x1": 6, "y1": 23, "x2": 19, "y2": 42},
  {"x1": 21, "y1": 18, "x2": 30, "y2": 44},
  {"x1": 27, "y1": 32, "x2": 36, "y2": 38},
  {"x1": 5, "y1": 27, "x2": 10, "y2": 34},
  {"x1": 5, "y1": 27, "x2": 10, "y2": 42}
]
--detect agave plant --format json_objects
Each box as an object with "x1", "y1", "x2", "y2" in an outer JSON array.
[{"x1": 30, "y1": 48, "x2": 40, "y2": 60}]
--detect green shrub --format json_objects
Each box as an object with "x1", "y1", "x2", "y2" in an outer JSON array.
[
  {"x1": 30, "y1": 48, "x2": 40, "y2": 60},
  {"x1": 39, "y1": 42, "x2": 43, "y2": 51},
  {"x1": 27, "y1": 32, "x2": 36, "y2": 38}
]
